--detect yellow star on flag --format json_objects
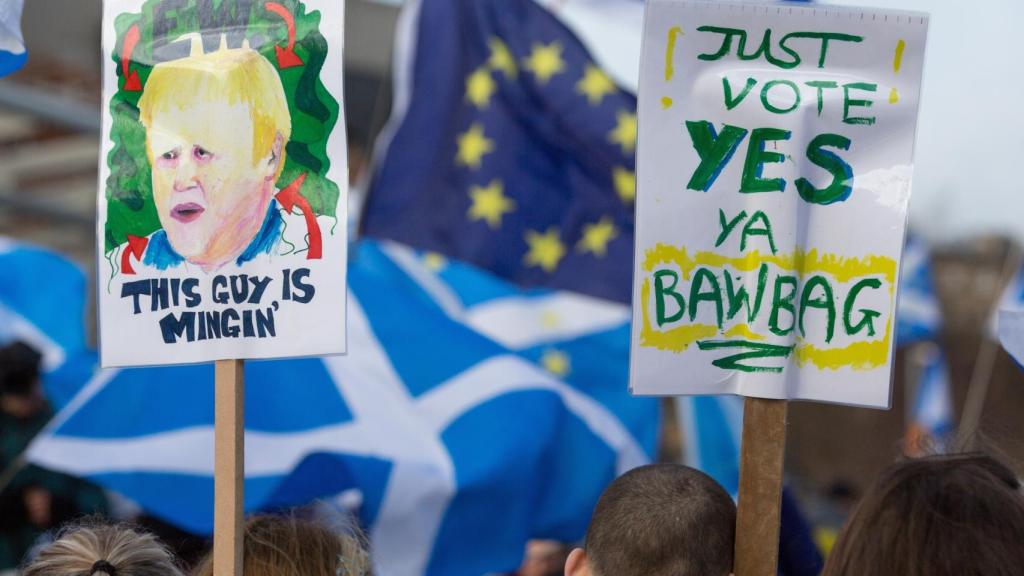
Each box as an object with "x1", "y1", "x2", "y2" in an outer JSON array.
[
  {"x1": 468, "y1": 179, "x2": 516, "y2": 229},
  {"x1": 488, "y1": 37, "x2": 517, "y2": 79},
  {"x1": 540, "y1": 310, "x2": 561, "y2": 329},
  {"x1": 523, "y1": 42, "x2": 566, "y2": 85},
  {"x1": 576, "y1": 64, "x2": 616, "y2": 105},
  {"x1": 524, "y1": 227, "x2": 566, "y2": 273},
  {"x1": 423, "y1": 252, "x2": 448, "y2": 271},
  {"x1": 608, "y1": 110, "x2": 637, "y2": 154},
  {"x1": 456, "y1": 123, "x2": 495, "y2": 169},
  {"x1": 577, "y1": 216, "x2": 619, "y2": 257},
  {"x1": 613, "y1": 167, "x2": 636, "y2": 204},
  {"x1": 541, "y1": 349, "x2": 571, "y2": 377},
  {"x1": 466, "y1": 66, "x2": 497, "y2": 109}
]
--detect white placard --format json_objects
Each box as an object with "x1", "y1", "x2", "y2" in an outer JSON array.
[
  {"x1": 630, "y1": 0, "x2": 928, "y2": 408},
  {"x1": 98, "y1": 0, "x2": 348, "y2": 367}
]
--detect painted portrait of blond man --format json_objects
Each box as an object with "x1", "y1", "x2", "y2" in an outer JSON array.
[
  {"x1": 103, "y1": 0, "x2": 343, "y2": 276},
  {"x1": 98, "y1": 0, "x2": 347, "y2": 367},
  {"x1": 136, "y1": 36, "x2": 291, "y2": 271}
]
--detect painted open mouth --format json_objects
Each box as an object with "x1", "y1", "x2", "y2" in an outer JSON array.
[{"x1": 171, "y1": 202, "x2": 205, "y2": 223}]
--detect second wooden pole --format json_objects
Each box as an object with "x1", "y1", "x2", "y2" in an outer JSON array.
[{"x1": 734, "y1": 397, "x2": 788, "y2": 576}]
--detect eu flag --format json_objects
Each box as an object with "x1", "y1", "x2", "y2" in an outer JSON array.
[{"x1": 363, "y1": 0, "x2": 637, "y2": 303}]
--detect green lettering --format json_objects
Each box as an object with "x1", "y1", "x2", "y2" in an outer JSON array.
[
  {"x1": 843, "y1": 82, "x2": 877, "y2": 125},
  {"x1": 716, "y1": 209, "x2": 747, "y2": 247},
  {"x1": 796, "y1": 133, "x2": 854, "y2": 205},
  {"x1": 723, "y1": 76, "x2": 757, "y2": 110},
  {"x1": 844, "y1": 278, "x2": 883, "y2": 336},
  {"x1": 688, "y1": 268, "x2": 724, "y2": 328},
  {"x1": 782, "y1": 32, "x2": 863, "y2": 68},
  {"x1": 724, "y1": 264, "x2": 769, "y2": 323},
  {"x1": 799, "y1": 276, "x2": 837, "y2": 343},
  {"x1": 740, "y1": 127, "x2": 791, "y2": 193},
  {"x1": 804, "y1": 80, "x2": 839, "y2": 116},
  {"x1": 740, "y1": 211, "x2": 778, "y2": 254},
  {"x1": 769, "y1": 275, "x2": 798, "y2": 336},
  {"x1": 685, "y1": 121, "x2": 748, "y2": 192},
  {"x1": 760, "y1": 79, "x2": 801, "y2": 114},
  {"x1": 696, "y1": 26, "x2": 748, "y2": 62},
  {"x1": 654, "y1": 270, "x2": 686, "y2": 326}
]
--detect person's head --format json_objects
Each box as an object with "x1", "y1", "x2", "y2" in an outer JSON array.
[
  {"x1": 193, "y1": 514, "x2": 369, "y2": 576},
  {"x1": 519, "y1": 540, "x2": 570, "y2": 576},
  {"x1": 823, "y1": 452, "x2": 1024, "y2": 576},
  {"x1": 138, "y1": 35, "x2": 291, "y2": 270},
  {"x1": 22, "y1": 521, "x2": 185, "y2": 576},
  {"x1": 0, "y1": 340, "x2": 45, "y2": 418},
  {"x1": 565, "y1": 464, "x2": 736, "y2": 576}
]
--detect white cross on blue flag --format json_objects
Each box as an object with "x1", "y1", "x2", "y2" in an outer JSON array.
[{"x1": 28, "y1": 240, "x2": 658, "y2": 576}]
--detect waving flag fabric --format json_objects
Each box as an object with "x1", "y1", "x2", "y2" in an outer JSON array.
[
  {"x1": 28, "y1": 240, "x2": 657, "y2": 576},
  {"x1": 905, "y1": 345, "x2": 954, "y2": 452},
  {"x1": 894, "y1": 235, "x2": 954, "y2": 451},
  {"x1": 364, "y1": 0, "x2": 637, "y2": 303},
  {"x1": 996, "y1": 260, "x2": 1024, "y2": 364},
  {"x1": 896, "y1": 235, "x2": 942, "y2": 346},
  {"x1": 0, "y1": 0, "x2": 26, "y2": 77},
  {"x1": 0, "y1": 237, "x2": 94, "y2": 407}
]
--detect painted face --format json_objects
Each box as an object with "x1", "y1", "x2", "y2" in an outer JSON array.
[{"x1": 148, "y1": 100, "x2": 278, "y2": 271}]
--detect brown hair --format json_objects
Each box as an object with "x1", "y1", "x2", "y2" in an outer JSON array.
[
  {"x1": 22, "y1": 521, "x2": 185, "y2": 576},
  {"x1": 823, "y1": 452, "x2": 1024, "y2": 576},
  {"x1": 585, "y1": 464, "x2": 736, "y2": 576},
  {"x1": 193, "y1": 515, "x2": 369, "y2": 576}
]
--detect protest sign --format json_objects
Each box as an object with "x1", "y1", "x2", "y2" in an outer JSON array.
[
  {"x1": 98, "y1": 0, "x2": 347, "y2": 368},
  {"x1": 630, "y1": 0, "x2": 928, "y2": 409}
]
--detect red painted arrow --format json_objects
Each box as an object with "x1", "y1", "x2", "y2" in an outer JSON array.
[
  {"x1": 265, "y1": 2, "x2": 304, "y2": 69},
  {"x1": 121, "y1": 234, "x2": 148, "y2": 275},
  {"x1": 275, "y1": 173, "x2": 322, "y2": 259},
  {"x1": 122, "y1": 24, "x2": 142, "y2": 92}
]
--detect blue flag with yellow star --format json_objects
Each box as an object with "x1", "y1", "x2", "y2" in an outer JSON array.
[{"x1": 364, "y1": 0, "x2": 637, "y2": 303}]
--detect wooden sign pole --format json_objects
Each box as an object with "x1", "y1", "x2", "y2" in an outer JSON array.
[
  {"x1": 734, "y1": 397, "x2": 788, "y2": 576},
  {"x1": 214, "y1": 359, "x2": 245, "y2": 576}
]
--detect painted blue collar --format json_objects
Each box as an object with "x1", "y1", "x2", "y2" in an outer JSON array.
[{"x1": 143, "y1": 200, "x2": 284, "y2": 271}]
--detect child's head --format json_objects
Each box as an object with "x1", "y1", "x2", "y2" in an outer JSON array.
[
  {"x1": 22, "y1": 521, "x2": 185, "y2": 576},
  {"x1": 138, "y1": 36, "x2": 291, "y2": 269},
  {"x1": 823, "y1": 452, "x2": 1024, "y2": 576},
  {"x1": 566, "y1": 464, "x2": 736, "y2": 576},
  {"x1": 193, "y1": 515, "x2": 369, "y2": 576}
]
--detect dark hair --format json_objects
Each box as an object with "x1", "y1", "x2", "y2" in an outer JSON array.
[
  {"x1": 823, "y1": 452, "x2": 1024, "y2": 576},
  {"x1": 0, "y1": 341, "x2": 42, "y2": 397},
  {"x1": 585, "y1": 464, "x2": 736, "y2": 576}
]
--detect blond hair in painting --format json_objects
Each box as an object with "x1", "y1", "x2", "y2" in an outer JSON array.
[{"x1": 138, "y1": 35, "x2": 292, "y2": 180}]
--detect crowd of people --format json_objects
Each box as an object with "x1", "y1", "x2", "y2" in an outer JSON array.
[
  {"x1": 3, "y1": 455, "x2": 1022, "y2": 575},
  {"x1": 3, "y1": 338, "x2": 1024, "y2": 574}
]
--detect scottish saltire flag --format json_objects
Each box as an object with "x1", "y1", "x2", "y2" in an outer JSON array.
[
  {"x1": 0, "y1": 0, "x2": 26, "y2": 77},
  {"x1": 364, "y1": 0, "x2": 637, "y2": 303},
  {"x1": 0, "y1": 237, "x2": 94, "y2": 407},
  {"x1": 28, "y1": 240, "x2": 657, "y2": 576},
  {"x1": 905, "y1": 345, "x2": 954, "y2": 453},
  {"x1": 998, "y1": 308, "x2": 1024, "y2": 367},
  {"x1": 896, "y1": 235, "x2": 941, "y2": 345},
  {"x1": 893, "y1": 236, "x2": 954, "y2": 452},
  {"x1": 995, "y1": 264, "x2": 1024, "y2": 357}
]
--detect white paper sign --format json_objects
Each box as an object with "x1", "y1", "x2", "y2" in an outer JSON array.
[
  {"x1": 630, "y1": 0, "x2": 928, "y2": 408},
  {"x1": 98, "y1": 0, "x2": 348, "y2": 367}
]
